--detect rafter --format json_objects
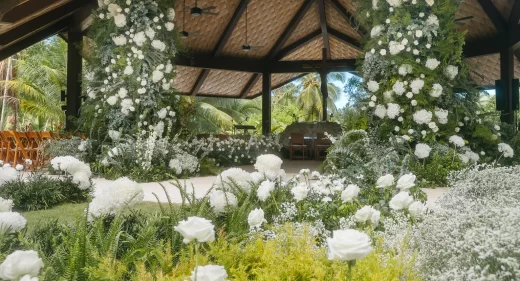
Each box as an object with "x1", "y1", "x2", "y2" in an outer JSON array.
[
  {"x1": 509, "y1": 0, "x2": 520, "y2": 27},
  {"x1": 317, "y1": 0, "x2": 330, "y2": 59},
  {"x1": 267, "y1": 0, "x2": 314, "y2": 59},
  {"x1": 0, "y1": 17, "x2": 69, "y2": 61},
  {"x1": 0, "y1": 0, "x2": 90, "y2": 46},
  {"x1": 326, "y1": 0, "x2": 365, "y2": 35},
  {"x1": 328, "y1": 27, "x2": 362, "y2": 50},
  {"x1": 247, "y1": 73, "x2": 309, "y2": 99},
  {"x1": 190, "y1": 0, "x2": 251, "y2": 96},
  {"x1": 477, "y1": 0, "x2": 508, "y2": 33},
  {"x1": 0, "y1": 0, "x2": 25, "y2": 22},
  {"x1": 239, "y1": 74, "x2": 261, "y2": 98},
  {"x1": 274, "y1": 30, "x2": 321, "y2": 61}
]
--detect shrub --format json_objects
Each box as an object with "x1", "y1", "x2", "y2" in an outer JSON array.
[
  {"x1": 409, "y1": 151, "x2": 462, "y2": 187},
  {"x1": 0, "y1": 175, "x2": 89, "y2": 211},
  {"x1": 416, "y1": 165, "x2": 520, "y2": 280}
]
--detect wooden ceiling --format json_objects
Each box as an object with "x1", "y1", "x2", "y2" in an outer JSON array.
[{"x1": 1, "y1": 0, "x2": 520, "y2": 98}]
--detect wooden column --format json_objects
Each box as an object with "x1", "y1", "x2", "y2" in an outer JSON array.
[
  {"x1": 320, "y1": 71, "x2": 328, "y2": 121},
  {"x1": 66, "y1": 27, "x2": 83, "y2": 130},
  {"x1": 500, "y1": 47, "x2": 515, "y2": 124},
  {"x1": 261, "y1": 72, "x2": 271, "y2": 136}
]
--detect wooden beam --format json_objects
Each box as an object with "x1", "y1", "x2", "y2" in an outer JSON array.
[
  {"x1": 190, "y1": 70, "x2": 210, "y2": 96},
  {"x1": 271, "y1": 59, "x2": 356, "y2": 73},
  {"x1": 477, "y1": 0, "x2": 508, "y2": 33},
  {"x1": 509, "y1": 0, "x2": 520, "y2": 27},
  {"x1": 191, "y1": 0, "x2": 251, "y2": 96},
  {"x1": 326, "y1": 0, "x2": 365, "y2": 35},
  {"x1": 0, "y1": 0, "x2": 25, "y2": 22},
  {"x1": 328, "y1": 27, "x2": 362, "y2": 50},
  {"x1": 499, "y1": 47, "x2": 515, "y2": 124},
  {"x1": 463, "y1": 35, "x2": 504, "y2": 57},
  {"x1": 0, "y1": 17, "x2": 69, "y2": 61},
  {"x1": 65, "y1": 25, "x2": 83, "y2": 130},
  {"x1": 239, "y1": 74, "x2": 261, "y2": 98},
  {"x1": 268, "y1": 0, "x2": 314, "y2": 60},
  {"x1": 274, "y1": 30, "x2": 321, "y2": 61},
  {"x1": 248, "y1": 73, "x2": 308, "y2": 99},
  {"x1": 317, "y1": 0, "x2": 330, "y2": 59},
  {"x1": 261, "y1": 72, "x2": 271, "y2": 136},
  {"x1": 320, "y1": 71, "x2": 328, "y2": 121},
  {"x1": 176, "y1": 53, "x2": 264, "y2": 73},
  {"x1": 0, "y1": 0, "x2": 90, "y2": 46}
]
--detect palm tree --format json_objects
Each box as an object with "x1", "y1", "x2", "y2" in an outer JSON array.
[
  {"x1": 296, "y1": 72, "x2": 345, "y2": 121},
  {"x1": 180, "y1": 96, "x2": 261, "y2": 134},
  {"x1": 0, "y1": 36, "x2": 66, "y2": 131}
]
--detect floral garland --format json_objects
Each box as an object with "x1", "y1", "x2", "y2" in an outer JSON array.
[
  {"x1": 83, "y1": 0, "x2": 179, "y2": 138},
  {"x1": 357, "y1": 0, "x2": 477, "y2": 159}
]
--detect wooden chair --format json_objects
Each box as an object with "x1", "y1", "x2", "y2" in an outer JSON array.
[
  {"x1": 218, "y1": 134, "x2": 229, "y2": 141},
  {"x1": 38, "y1": 132, "x2": 54, "y2": 168},
  {"x1": 290, "y1": 133, "x2": 308, "y2": 160},
  {"x1": 8, "y1": 131, "x2": 39, "y2": 168},
  {"x1": 0, "y1": 131, "x2": 18, "y2": 165},
  {"x1": 24, "y1": 132, "x2": 41, "y2": 164},
  {"x1": 0, "y1": 132, "x2": 11, "y2": 163},
  {"x1": 315, "y1": 132, "x2": 332, "y2": 160}
]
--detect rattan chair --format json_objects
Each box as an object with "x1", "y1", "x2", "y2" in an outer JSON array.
[{"x1": 290, "y1": 133, "x2": 308, "y2": 160}]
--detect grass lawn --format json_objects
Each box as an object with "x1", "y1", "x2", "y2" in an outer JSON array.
[{"x1": 21, "y1": 201, "x2": 172, "y2": 231}]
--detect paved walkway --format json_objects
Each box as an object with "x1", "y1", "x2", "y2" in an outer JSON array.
[{"x1": 91, "y1": 160, "x2": 447, "y2": 206}]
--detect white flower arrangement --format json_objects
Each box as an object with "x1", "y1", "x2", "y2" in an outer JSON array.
[
  {"x1": 425, "y1": 58, "x2": 440, "y2": 70},
  {"x1": 392, "y1": 80, "x2": 406, "y2": 95},
  {"x1": 0, "y1": 212, "x2": 27, "y2": 234},
  {"x1": 413, "y1": 109, "x2": 433, "y2": 125},
  {"x1": 248, "y1": 208, "x2": 266, "y2": 228},
  {"x1": 374, "y1": 104, "x2": 387, "y2": 119},
  {"x1": 386, "y1": 103, "x2": 400, "y2": 119},
  {"x1": 354, "y1": 206, "x2": 381, "y2": 226},
  {"x1": 209, "y1": 190, "x2": 238, "y2": 214},
  {"x1": 448, "y1": 135, "x2": 465, "y2": 148},
  {"x1": 367, "y1": 80, "x2": 380, "y2": 92},
  {"x1": 327, "y1": 229, "x2": 373, "y2": 261},
  {"x1": 190, "y1": 265, "x2": 227, "y2": 281},
  {"x1": 498, "y1": 143, "x2": 514, "y2": 158},
  {"x1": 444, "y1": 65, "x2": 458, "y2": 80},
  {"x1": 389, "y1": 191, "x2": 413, "y2": 210},
  {"x1": 88, "y1": 177, "x2": 144, "y2": 220}
]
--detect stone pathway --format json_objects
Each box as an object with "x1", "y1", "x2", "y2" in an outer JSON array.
[{"x1": 92, "y1": 160, "x2": 447, "y2": 206}]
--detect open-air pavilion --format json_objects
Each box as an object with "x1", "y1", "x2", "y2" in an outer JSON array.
[{"x1": 1, "y1": 0, "x2": 520, "y2": 133}]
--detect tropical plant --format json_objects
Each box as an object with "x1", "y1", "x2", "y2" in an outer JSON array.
[
  {"x1": 181, "y1": 96, "x2": 261, "y2": 134},
  {"x1": 0, "y1": 36, "x2": 66, "y2": 131},
  {"x1": 296, "y1": 72, "x2": 346, "y2": 121}
]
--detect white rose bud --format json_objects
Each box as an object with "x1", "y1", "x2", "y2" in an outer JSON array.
[
  {"x1": 376, "y1": 174, "x2": 394, "y2": 188},
  {"x1": 327, "y1": 229, "x2": 373, "y2": 261},
  {"x1": 396, "y1": 173, "x2": 416, "y2": 190},
  {"x1": 389, "y1": 192, "x2": 414, "y2": 210},
  {"x1": 247, "y1": 208, "x2": 266, "y2": 228},
  {"x1": 408, "y1": 201, "x2": 426, "y2": 217},
  {"x1": 341, "y1": 184, "x2": 360, "y2": 203},
  {"x1": 0, "y1": 250, "x2": 43, "y2": 281},
  {"x1": 354, "y1": 206, "x2": 381, "y2": 226},
  {"x1": 174, "y1": 216, "x2": 215, "y2": 244},
  {"x1": 190, "y1": 265, "x2": 227, "y2": 281}
]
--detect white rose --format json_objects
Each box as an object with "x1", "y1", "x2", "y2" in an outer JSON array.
[
  {"x1": 20, "y1": 275, "x2": 39, "y2": 281},
  {"x1": 291, "y1": 183, "x2": 309, "y2": 202},
  {"x1": 341, "y1": 184, "x2": 360, "y2": 203},
  {"x1": 256, "y1": 180, "x2": 275, "y2": 202},
  {"x1": 15, "y1": 164, "x2": 24, "y2": 171},
  {"x1": 376, "y1": 174, "x2": 394, "y2": 188},
  {"x1": 247, "y1": 208, "x2": 266, "y2": 228},
  {"x1": 389, "y1": 192, "x2": 414, "y2": 210},
  {"x1": 354, "y1": 206, "x2": 381, "y2": 226},
  {"x1": 408, "y1": 201, "x2": 426, "y2": 217},
  {"x1": 174, "y1": 217, "x2": 215, "y2": 244},
  {"x1": 0, "y1": 250, "x2": 43, "y2": 281},
  {"x1": 209, "y1": 190, "x2": 237, "y2": 214},
  {"x1": 396, "y1": 173, "x2": 416, "y2": 190},
  {"x1": 327, "y1": 229, "x2": 373, "y2": 261},
  {"x1": 190, "y1": 264, "x2": 227, "y2": 281}
]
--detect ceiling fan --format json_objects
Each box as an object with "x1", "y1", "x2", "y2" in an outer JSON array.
[
  {"x1": 180, "y1": 0, "x2": 202, "y2": 39},
  {"x1": 455, "y1": 16, "x2": 473, "y2": 25},
  {"x1": 187, "y1": 0, "x2": 219, "y2": 17},
  {"x1": 242, "y1": 6, "x2": 263, "y2": 52}
]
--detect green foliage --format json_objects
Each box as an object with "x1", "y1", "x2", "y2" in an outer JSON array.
[
  {"x1": 129, "y1": 226, "x2": 421, "y2": 281},
  {"x1": 0, "y1": 36, "x2": 66, "y2": 131},
  {"x1": 45, "y1": 137, "x2": 99, "y2": 164},
  {"x1": 0, "y1": 175, "x2": 89, "y2": 211},
  {"x1": 98, "y1": 164, "x2": 174, "y2": 182},
  {"x1": 409, "y1": 151, "x2": 462, "y2": 187}
]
